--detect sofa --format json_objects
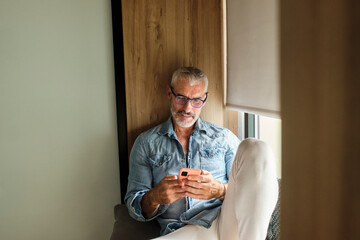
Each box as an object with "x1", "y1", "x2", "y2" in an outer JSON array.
[{"x1": 110, "y1": 180, "x2": 281, "y2": 240}]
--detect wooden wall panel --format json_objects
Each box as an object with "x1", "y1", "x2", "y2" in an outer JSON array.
[{"x1": 122, "y1": 0, "x2": 237, "y2": 150}]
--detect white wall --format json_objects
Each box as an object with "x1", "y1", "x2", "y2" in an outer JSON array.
[{"x1": 0, "y1": 1, "x2": 120, "y2": 239}]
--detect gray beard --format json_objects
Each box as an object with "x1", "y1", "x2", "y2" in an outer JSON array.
[{"x1": 170, "y1": 106, "x2": 200, "y2": 128}]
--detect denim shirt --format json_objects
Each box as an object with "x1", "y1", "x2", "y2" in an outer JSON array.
[{"x1": 124, "y1": 117, "x2": 240, "y2": 236}]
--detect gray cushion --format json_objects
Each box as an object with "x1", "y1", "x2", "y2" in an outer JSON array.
[{"x1": 266, "y1": 178, "x2": 281, "y2": 240}]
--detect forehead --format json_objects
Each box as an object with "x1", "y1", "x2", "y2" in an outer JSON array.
[{"x1": 173, "y1": 78, "x2": 206, "y2": 97}]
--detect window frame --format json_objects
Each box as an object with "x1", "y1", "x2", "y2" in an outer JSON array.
[{"x1": 238, "y1": 112, "x2": 259, "y2": 140}]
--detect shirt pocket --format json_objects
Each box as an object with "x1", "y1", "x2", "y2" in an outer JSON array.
[
  {"x1": 200, "y1": 147, "x2": 226, "y2": 178},
  {"x1": 149, "y1": 153, "x2": 173, "y2": 167},
  {"x1": 149, "y1": 153, "x2": 175, "y2": 184}
]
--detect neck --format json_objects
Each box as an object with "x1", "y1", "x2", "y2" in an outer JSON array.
[
  {"x1": 172, "y1": 118, "x2": 194, "y2": 156},
  {"x1": 172, "y1": 119, "x2": 194, "y2": 137}
]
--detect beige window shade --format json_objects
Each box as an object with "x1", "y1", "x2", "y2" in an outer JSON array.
[{"x1": 226, "y1": 0, "x2": 280, "y2": 118}]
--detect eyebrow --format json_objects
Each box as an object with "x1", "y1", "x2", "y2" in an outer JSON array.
[
  {"x1": 172, "y1": 88, "x2": 207, "y2": 100},
  {"x1": 178, "y1": 94, "x2": 203, "y2": 100}
]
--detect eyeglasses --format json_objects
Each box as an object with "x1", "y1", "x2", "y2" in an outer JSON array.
[{"x1": 170, "y1": 87, "x2": 208, "y2": 108}]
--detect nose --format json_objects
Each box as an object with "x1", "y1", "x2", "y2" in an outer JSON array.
[{"x1": 183, "y1": 100, "x2": 193, "y2": 112}]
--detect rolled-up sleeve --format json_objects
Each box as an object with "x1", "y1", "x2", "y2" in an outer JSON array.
[{"x1": 124, "y1": 134, "x2": 169, "y2": 221}]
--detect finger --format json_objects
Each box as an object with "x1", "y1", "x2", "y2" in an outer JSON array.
[
  {"x1": 201, "y1": 169, "x2": 210, "y2": 175},
  {"x1": 163, "y1": 175, "x2": 181, "y2": 184},
  {"x1": 187, "y1": 175, "x2": 202, "y2": 182},
  {"x1": 178, "y1": 179, "x2": 185, "y2": 187},
  {"x1": 164, "y1": 179, "x2": 183, "y2": 187},
  {"x1": 167, "y1": 189, "x2": 187, "y2": 200},
  {"x1": 182, "y1": 185, "x2": 203, "y2": 195},
  {"x1": 173, "y1": 192, "x2": 187, "y2": 200},
  {"x1": 185, "y1": 191, "x2": 208, "y2": 200},
  {"x1": 172, "y1": 187, "x2": 187, "y2": 194},
  {"x1": 164, "y1": 175, "x2": 177, "y2": 180},
  {"x1": 158, "y1": 192, "x2": 186, "y2": 205},
  {"x1": 183, "y1": 180, "x2": 203, "y2": 188},
  {"x1": 182, "y1": 184, "x2": 211, "y2": 195},
  {"x1": 187, "y1": 175, "x2": 210, "y2": 183}
]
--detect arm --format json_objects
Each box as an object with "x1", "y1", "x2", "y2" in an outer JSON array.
[
  {"x1": 141, "y1": 175, "x2": 186, "y2": 218},
  {"x1": 141, "y1": 188, "x2": 160, "y2": 218},
  {"x1": 124, "y1": 136, "x2": 158, "y2": 221}
]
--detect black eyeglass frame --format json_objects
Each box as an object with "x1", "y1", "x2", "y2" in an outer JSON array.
[{"x1": 170, "y1": 87, "x2": 208, "y2": 108}]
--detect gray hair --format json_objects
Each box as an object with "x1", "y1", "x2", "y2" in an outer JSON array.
[{"x1": 171, "y1": 67, "x2": 208, "y2": 92}]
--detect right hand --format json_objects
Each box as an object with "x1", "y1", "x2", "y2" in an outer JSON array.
[
  {"x1": 141, "y1": 175, "x2": 185, "y2": 218},
  {"x1": 151, "y1": 175, "x2": 186, "y2": 205}
]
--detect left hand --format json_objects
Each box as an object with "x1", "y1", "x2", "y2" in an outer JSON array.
[{"x1": 181, "y1": 169, "x2": 226, "y2": 200}]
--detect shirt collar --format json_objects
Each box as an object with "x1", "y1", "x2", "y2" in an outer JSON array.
[
  {"x1": 193, "y1": 118, "x2": 207, "y2": 134},
  {"x1": 158, "y1": 117, "x2": 207, "y2": 137}
]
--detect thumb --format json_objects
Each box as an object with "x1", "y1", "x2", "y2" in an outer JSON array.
[
  {"x1": 201, "y1": 169, "x2": 210, "y2": 175},
  {"x1": 165, "y1": 175, "x2": 178, "y2": 180}
]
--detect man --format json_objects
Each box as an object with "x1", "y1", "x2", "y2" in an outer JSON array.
[{"x1": 125, "y1": 67, "x2": 278, "y2": 239}]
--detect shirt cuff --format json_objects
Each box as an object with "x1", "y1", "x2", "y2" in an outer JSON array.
[{"x1": 128, "y1": 190, "x2": 169, "y2": 222}]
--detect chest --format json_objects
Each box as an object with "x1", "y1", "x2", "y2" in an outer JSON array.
[
  {"x1": 147, "y1": 135, "x2": 229, "y2": 185},
  {"x1": 177, "y1": 135, "x2": 190, "y2": 154}
]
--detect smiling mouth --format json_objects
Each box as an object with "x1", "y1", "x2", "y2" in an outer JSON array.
[{"x1": 177, "y1": 111, "x2": 195, "y2": 118}]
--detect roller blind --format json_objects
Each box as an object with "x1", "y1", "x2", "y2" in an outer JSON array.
[{"x1": 226, "y1": 0, "x2": 280, "y2": 118}]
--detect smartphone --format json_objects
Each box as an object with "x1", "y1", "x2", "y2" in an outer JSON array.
[{"x1": 178, "y1": 168, "x2": 201, "y2": 181}]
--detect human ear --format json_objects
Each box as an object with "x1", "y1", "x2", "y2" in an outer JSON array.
[{"x1": 166, "y1": 85, "x2": 172, "y2": 100}]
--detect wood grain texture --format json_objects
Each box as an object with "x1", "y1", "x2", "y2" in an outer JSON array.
[
  {"x1": 281, "y1": 0, "x2": 360, "y2": 239},
  {"x1": 121, "y1": 0, "x2": 236, "y2": 151}
]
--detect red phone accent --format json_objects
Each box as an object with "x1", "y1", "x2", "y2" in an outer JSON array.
[{"x1": 178, "y1": 168, "x2": 201, "y2": 181}]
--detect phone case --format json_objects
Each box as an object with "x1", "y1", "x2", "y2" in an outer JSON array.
[{"x1": 178, "y1": 168, "x2": 201, "y2": 180}]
